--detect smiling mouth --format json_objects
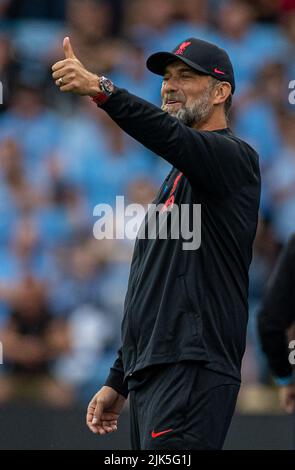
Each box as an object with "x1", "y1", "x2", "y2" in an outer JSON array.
[{"x1": 166, "y1": 101, "x2": 182, "y2": 105}]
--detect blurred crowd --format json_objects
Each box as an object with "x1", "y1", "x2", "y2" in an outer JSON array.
[{"x1": 0, "y1": 0, "x2": 294, "y2": 410}]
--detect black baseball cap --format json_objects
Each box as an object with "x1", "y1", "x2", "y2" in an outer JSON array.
[{"x1": 146, "y1": 37, "x2": 235, "y2": 94}]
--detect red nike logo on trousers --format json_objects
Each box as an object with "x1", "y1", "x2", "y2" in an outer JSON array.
[{"x1": 151, "y1": 429, "x2": 173, "y2": 438}]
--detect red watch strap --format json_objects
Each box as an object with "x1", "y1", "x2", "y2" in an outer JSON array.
[{"x1": 91, "y1": 92, "x2": 109, "y2": 106}]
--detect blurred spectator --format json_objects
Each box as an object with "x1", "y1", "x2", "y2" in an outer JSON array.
[
  {"x1": 258, "y1": 233, "x2": 295, "y2": 413},
  {"x1": 279, "y1": 9, "x2": 295, "y2": 80},
  {"x1": 49, "y1": 238, "x2": 106, "y2": 316},
  {"x1": 2, "y1": 0, "x2": 65, "y2": 20},
  {"x1": 164, "y1": 0, "x2": 220, "y2": 48},
  {"x1": 0, "y1": 1, "x2": 10, "y2": 17},
  {"x1": 0, "y1": 276, "x2": 73, "y2": 407},
  {"x1": 0, "y1": 138, "x2": 38, "y2": 212},
  {"x1": 2, "y1": 1, "x2": 66, "y2": 66},
  {"x1": 34, "y1": 167, "x2": 91, "y2": 249},
  {"x1": 66, "y1": 0, "x2": 111, "y2": 42},
  {"x1": 0, "y1": 215, "x2": 59, "y2": 328},
  {"x1": 173, "y1": 0, "x2": 208, "y2": 25},
  {"x1": 56, "y1": 97, "x2": 155, "y2": 207},
  {"x1": 246, "y1": 215, "x2": 281, "y2": 383},
  {"x1": 0, "y1": 33, "x2": 15, "y2": 111},
  {"x1": 46, "y1": 239, "x2": 117, "y2": 402},
  {"x1": 215, "y1": 0, "x2": 285, "y2": 96},
  {"x1": 234, "y1": 61, "x2": 289, "y2": 217},
  {"x1": 125, "y1": 0, "x2": 175, "y2": 54},
  {"x1": 54, "y1": 0, "x2": 120, "y2": 73},
  {"x1": 54, "y1": 303, "x2": 116, "y2": 403},
  {"x1": 234, "y1": 62, "x2": 287, "y2": 171},
  {"x1": 248, "y1": 0, "x2": 281, "y2": 23},
  {"x1": 111, "y1": 42, "x2": 162, "y2": 105},
  {"x1": 0, "y1": 79, "x2": 63, "y2": 181},
  {"x1": 267, "y1": 110, "x2": 295, "y2": 243},
  {"x1": 280, "y1": 0, "x2": 295, "y2": 13}
]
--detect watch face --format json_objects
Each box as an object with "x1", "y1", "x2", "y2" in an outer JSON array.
[{"x1": 101, "y1": 77, "x2": 113, "y2": 94}]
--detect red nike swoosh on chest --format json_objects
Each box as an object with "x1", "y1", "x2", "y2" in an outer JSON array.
[{"x1": 151, "y1": 429, "x2": 173, "y2": 439}]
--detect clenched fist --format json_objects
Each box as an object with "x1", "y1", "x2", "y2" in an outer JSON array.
[{"x1": 52, "y1": 37, "x2": 101, "y2": 96}]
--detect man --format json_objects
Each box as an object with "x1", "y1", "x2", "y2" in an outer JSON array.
[
  {"x1": 258, "y1": 234, "x2": 295, "y2": 414},
  {"x1": 52, "y1": 36, "x2": 261, "y2": 449}
]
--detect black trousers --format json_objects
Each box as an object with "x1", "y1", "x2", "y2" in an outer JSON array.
[{"x1": 128, "y1": 361, "x2": 240, "y2": 450}]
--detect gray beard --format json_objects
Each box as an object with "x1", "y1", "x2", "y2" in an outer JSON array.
[{"x1": 162, "y1": 90, "x2": 214, "y2": 127}]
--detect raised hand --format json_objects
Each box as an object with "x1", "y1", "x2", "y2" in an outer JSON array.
[{"x1": 52, "y1": 37, "x2": 100, "y2": 96}]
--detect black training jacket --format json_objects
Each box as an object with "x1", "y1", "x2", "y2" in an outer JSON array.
[
  {"x1": 258, "y1": 234, "x2": 295, "y2": 379},
  {"x1": 99, "y1": 88, "x2": 261, "y2": 397}
]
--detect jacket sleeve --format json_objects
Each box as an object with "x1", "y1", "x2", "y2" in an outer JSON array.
[
  {"x1": 100, "y1": 88, "x2": 259, "y2": 198},
  {"x1": 258, "y1": 235, "x2": 295, "y2": 379},
  {"x1": 104, "y1": 347, "x2": 129, "y2": 398}
]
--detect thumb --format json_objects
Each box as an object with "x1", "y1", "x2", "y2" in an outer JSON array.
[
  {"x1": 63, "y1": 36, "x2": 76, "y2": 59},
  {"x1": 92, "y1": 400, "x2": 104, "y2": 424}
]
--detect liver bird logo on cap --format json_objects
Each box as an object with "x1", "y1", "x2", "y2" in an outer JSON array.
[{"x1": 175, "y1": 41, "x2": 191, "y2": 55}]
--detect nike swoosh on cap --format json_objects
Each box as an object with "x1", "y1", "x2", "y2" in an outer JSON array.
[{"x1": 214, "y1": 67, "x2": 225, "y2": 75}]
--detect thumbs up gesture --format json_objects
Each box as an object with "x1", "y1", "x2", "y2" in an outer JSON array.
[
  {"x1": 63, "y1": 36, "x2": 76, "y2": 60},
  {"x1": 52, "y1": 37, "x2": 101, "y2": 96}
]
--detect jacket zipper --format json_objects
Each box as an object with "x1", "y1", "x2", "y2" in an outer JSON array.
[{"x1": 127, "y1": 168, "x2": 176, "y2": 376}]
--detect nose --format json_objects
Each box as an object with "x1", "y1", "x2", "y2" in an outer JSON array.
[{"x1": 162, "y1": 77, "x2": 179, "y2": 93}]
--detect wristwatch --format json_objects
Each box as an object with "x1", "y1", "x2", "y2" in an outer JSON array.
[
  {"x1": 92, "y1": 76, "x2": 114, "y2": 106},
  {"x1": 99, "y1": 76, "x2": 114, "y2": 95}
]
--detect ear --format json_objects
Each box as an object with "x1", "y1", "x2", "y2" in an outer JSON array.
[{"x1": 212, "y1": 82, "x2": 232, "y2": 106}]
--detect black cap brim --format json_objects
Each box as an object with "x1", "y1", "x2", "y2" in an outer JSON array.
[{"x1": 146, "y1": 51, "x2": 210, "y2": 76}]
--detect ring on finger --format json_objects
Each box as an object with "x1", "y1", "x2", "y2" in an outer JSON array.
[{"x1": 57, "y1": 77, "x2": 64, "y2": 87}]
